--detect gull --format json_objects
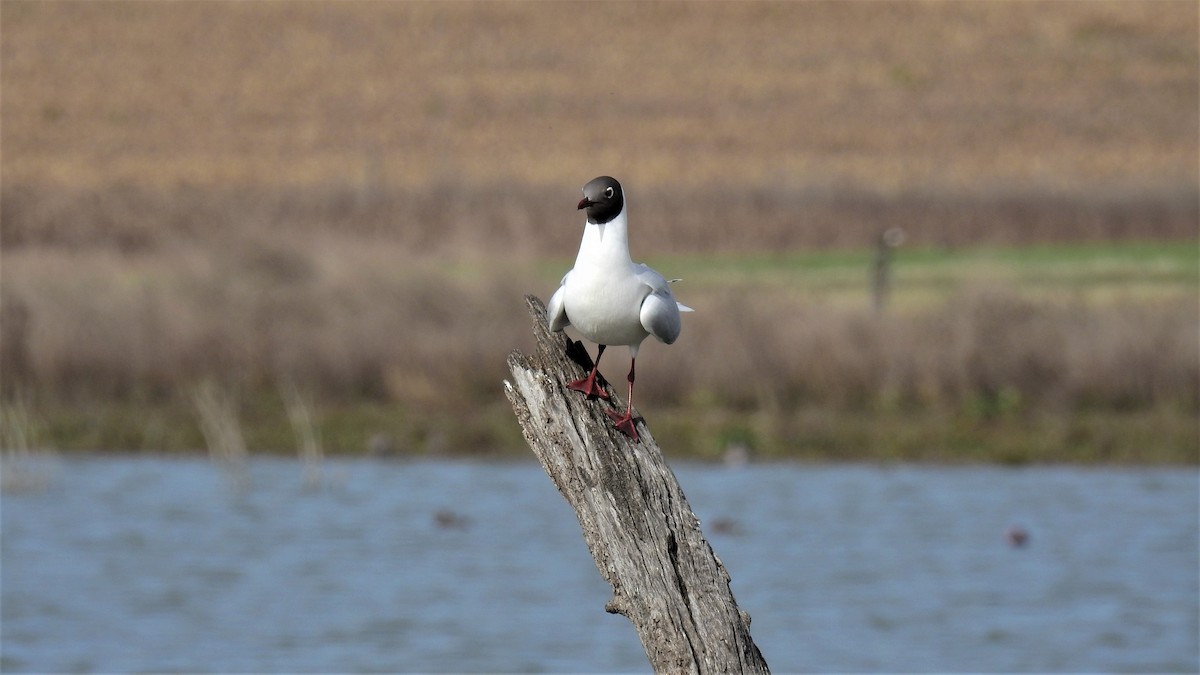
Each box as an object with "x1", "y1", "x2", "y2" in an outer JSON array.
[{"x1": 547, "y1": 176, "x2": 693, "y2": 442}]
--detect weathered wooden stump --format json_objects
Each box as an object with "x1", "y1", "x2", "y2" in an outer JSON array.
[{"x1": 504, "y1": 295, "x2": 769, "y2": 674}]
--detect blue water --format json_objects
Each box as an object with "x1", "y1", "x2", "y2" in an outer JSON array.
[{"x1": 2, "y1": 457, "x2": 1197, "y2": 673}]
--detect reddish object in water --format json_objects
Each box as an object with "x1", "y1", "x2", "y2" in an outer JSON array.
[{"x1": 1006, "y1": 524, "x2": 1030, "y2": 547}]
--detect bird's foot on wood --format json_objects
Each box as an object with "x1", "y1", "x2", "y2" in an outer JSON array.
[
  {"x1": 567, "y1": 373, "x2": 610, "y2": 400},
  {"x1": 605, "y1": 408, "x2": 640, "y2": 442}
]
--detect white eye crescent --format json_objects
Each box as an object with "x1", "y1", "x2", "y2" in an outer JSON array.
[{"x1": 604, "y1": 187, "x2": 614, "y2": 198}]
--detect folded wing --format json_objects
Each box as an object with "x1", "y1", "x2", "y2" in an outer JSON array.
[
  {"x1": 546, "y1": 271, "x2": 571, "y2": 332},
  {"x1": 635, "y1": 264, "x2": 691, "y2": 345}
]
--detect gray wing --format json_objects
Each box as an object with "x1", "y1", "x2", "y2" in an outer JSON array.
[
  {"x1": 546, "y1": 271, "x2": 571, "y2": 332},
  {"x1": 634, "y1": 263, "x2": 690, "y2": 345}
]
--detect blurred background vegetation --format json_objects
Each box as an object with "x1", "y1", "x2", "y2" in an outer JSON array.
[{"x1": 1, "y1": 1, "x2": 1196, "y2": 462}]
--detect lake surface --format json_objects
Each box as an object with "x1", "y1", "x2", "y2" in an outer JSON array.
[{"x1": 2, "y1": 456, "x2": 1197, "y2": 673}]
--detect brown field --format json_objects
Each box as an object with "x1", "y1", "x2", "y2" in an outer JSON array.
[
  {"x1": 3, "y1": 1, "x2": 1196, "y2": 192},
  {"x1": 1, "y1": 1, "x2": 1197, "y2": 461}
]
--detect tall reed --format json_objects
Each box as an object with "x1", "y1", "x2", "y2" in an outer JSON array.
[
  {"x1": 190, "y1": 381, "x2": 250, "y2": 487},
  {"x1": 0, "y1": 397, "x2": 58, "y2": 492},
  {"x1": 283, "y1": 382, "x2": 325, "y2": 488}
]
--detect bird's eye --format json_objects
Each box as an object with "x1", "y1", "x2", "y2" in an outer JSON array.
[{"x1": 604, "y1": 187, "x2": 614, "y2": 198}]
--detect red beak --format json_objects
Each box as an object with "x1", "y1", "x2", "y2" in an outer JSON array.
[{"x1": 577, "y1": 197, "x2": 594, "y2": 210}]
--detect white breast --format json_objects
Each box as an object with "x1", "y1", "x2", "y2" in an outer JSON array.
[{"x1": 562, "y1": 262, "x2": 650, "y2": 347}]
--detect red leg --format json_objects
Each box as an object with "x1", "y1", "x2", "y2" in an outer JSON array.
[
  {"x1": 567, "y1": 344, "x2": 610, "y2": 400},
  {"x1": 605, "y1": 357, "x2": 639, "y2": 441}
]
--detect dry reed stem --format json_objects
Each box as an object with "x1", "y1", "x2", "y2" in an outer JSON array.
[
  {"x1": 0, "y1": 398, "x2": 35, "y2": 453},
  {"x1": 0, "y1": 398, "x2": 58, "y2": 492},
  {"x1": 283, "y1": 382, "x2": 324, "y2": 488},
  {"x1": 190, "y1": 381, "x2": 250, "y2": 485}
]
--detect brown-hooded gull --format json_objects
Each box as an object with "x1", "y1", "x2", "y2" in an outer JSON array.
[{"x1": 546, "y1": 176, "x2": 693, "y2": 442}]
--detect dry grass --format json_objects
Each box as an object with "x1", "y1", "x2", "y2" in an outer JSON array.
[
  {"x1": 3, "y1": 181, "x2": 1196, "y2": 257},
  {"x1": 282, "y1": 382, "x2": 325, "y2": 488},
  {"x1": 0, "y1": 397, "x2": 59, "y2": 493},
  {"x1": 190, "y1": 381, "x2": 248, "y2": 463},
  {"x1": 2, "y1": 236, "x2": 1195, "y2": 460},
  {"x1": 2, "y1": 237, "x2": 529, "y2": 402},
  {"x1": 1, "y1": 1, "x2": 1197, "y2": 460},
  {"x1": 2, "y1": 1, "x2": 1195, "y2": 192},
  {"x1": 659, "y1": 286, "x2": 1198, "y2": 413}
]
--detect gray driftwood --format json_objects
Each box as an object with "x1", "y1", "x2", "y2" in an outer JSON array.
[{"x1": 504, "y1": 295, "x2": 769, "y2": 674}]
